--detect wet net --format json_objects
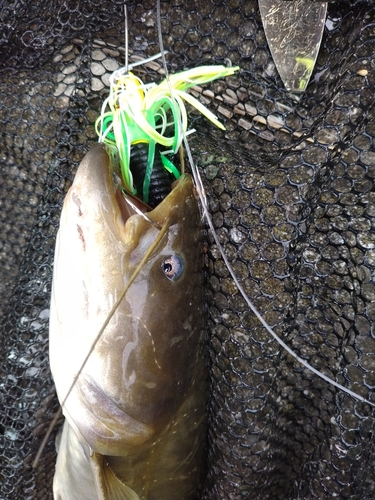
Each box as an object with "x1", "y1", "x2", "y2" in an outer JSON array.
[{"x1": 1, "y1": 1, "x2": 375, "y2": 499}]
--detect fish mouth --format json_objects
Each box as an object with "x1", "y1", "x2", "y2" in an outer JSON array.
[
  {"x1": 65, "y1": 376, "x2": 155, "y2": 456},
  {"x1": 102, "y1": 146, "x2": 191, "y2": 229},
  {"x1": 71, "y1": 144, "x2": 193, "y2": 233}
]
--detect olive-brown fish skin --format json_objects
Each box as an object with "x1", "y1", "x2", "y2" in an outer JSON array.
[{"x1": 50, "y1": 144, "x2": 207, "y2": 500}]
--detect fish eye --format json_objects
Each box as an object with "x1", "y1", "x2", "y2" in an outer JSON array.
[{"x1": 161, "y1": 255, "x2": 184, "y2": 281}]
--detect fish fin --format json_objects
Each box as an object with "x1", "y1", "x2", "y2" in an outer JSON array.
[{"x1": 91, "y1": 452, "x2": 140, "y2": 500}]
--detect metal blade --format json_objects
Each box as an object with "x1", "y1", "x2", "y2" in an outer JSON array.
[{"x1": 259, "y1": 0, "x2": 327, "y2": 93}]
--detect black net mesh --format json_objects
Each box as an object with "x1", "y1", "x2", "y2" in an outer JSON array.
[{"x1": 1, "y1": 1, "x2": 375, "y2": 499}]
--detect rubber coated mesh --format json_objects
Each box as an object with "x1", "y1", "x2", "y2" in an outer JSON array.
[{"x1": 1, "y1": 1, "x2": 375, "y2": 499}]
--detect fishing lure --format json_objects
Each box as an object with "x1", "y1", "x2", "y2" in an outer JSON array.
[{"x1": 95, "y1": 63, "x2": 239, "y2": 205}]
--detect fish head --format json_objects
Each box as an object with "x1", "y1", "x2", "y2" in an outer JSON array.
[{"x1": 49, "y1": 144, "x2": 205, "y2": 456}]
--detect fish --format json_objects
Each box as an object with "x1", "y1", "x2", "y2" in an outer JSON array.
[{"x1": 49, "y1": 143, "x2": 207, "y2": 500}]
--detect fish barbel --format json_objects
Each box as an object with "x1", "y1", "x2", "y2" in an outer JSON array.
[{"x1": 49, "y1": 144, "x2": 207, "y2": 500}]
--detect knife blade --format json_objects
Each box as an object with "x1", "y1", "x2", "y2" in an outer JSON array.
[{"x1": 259, "y1": 0, "x2": 327, "y2": 93}]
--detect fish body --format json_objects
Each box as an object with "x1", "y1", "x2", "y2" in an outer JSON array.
[{"x1": 49, "y1": 144, "x2": 207, "y2": 500}]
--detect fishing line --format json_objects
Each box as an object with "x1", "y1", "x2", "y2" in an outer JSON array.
[
  {"x1": 155, "y1": 0, "x2": 375, "y2": 409},
  {"x1": 185, "y1": 141, "x2": 375, "y2": 409},
  {"x1": 33, "y1": 216, "x2": 171, "y2": 468}
]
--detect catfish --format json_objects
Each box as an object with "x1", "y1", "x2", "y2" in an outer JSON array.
[{"x1": 49, "y1": 144, "x2": 207, "y2": 500}]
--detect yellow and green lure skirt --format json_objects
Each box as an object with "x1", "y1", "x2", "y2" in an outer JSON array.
[{"x1": 95, "y1": 63, "x2": 239, "y2": 204}]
